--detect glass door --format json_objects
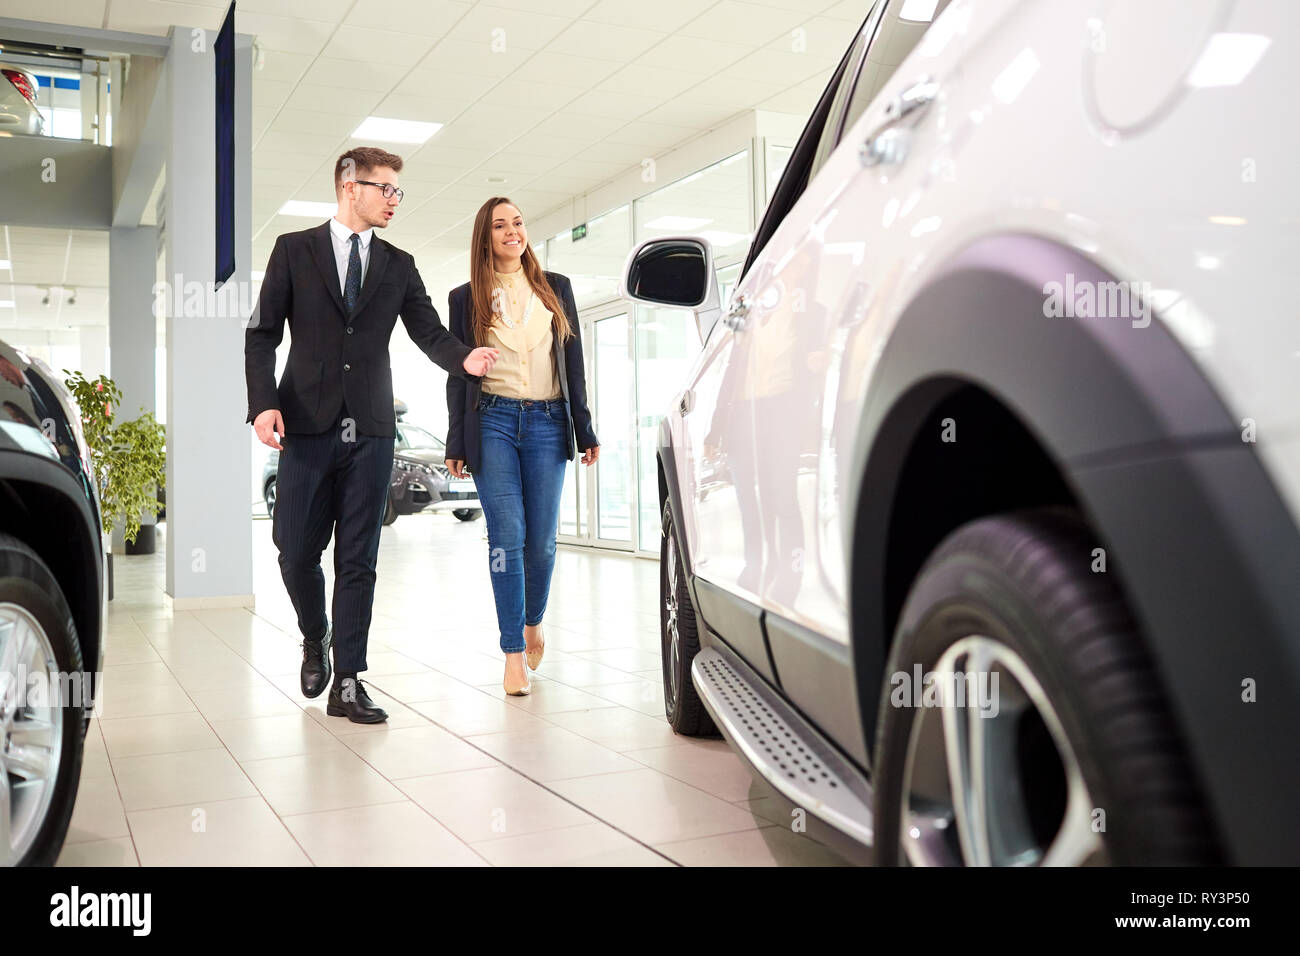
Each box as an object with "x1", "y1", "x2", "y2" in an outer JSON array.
[{"x1": 556, "y1": 304, "x2": 637, "y2": 551}]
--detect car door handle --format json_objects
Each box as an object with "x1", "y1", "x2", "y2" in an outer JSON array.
[
  {"x1": 679, "y1": 389, "x2": 695, "y2": 415},
  {"x1": 722, "y1": 294, "x2": 749, "y2": 332},
  {"x1": 859, "y1": 75, "x2": 940, "y2": 168}
]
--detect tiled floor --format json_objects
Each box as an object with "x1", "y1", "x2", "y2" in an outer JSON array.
[{"x1": 58, "y1": 514, "x2": 848, "y2": 867}]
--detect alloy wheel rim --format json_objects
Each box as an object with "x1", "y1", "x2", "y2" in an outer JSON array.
[
  {"x1": 0, "y1": 602, "x2": 65, "y2": 866},
  {"x1": 897, "y1": 635, "x2": 1104, "y2": 867},
  {"x1": 662, "y1": 532, "x2": 681, "y2": 711}
]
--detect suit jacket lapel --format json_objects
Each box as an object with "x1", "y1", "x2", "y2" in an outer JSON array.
[
  {"x1": 352, "y1": 237, "x2": 390, "y2": 318},
  {"x1": 309, "y1": 222, "x2": 347, "y2": 319}
]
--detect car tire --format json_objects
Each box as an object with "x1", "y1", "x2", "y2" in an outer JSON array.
[
  {"x1": 382, "y1": 494, "x2": 398, "y2": 527},
  {"x1": 660, "y1": 501, "x2": 717, "y2": 737},
  {"x1": 452, "y1": 508, "x2": 480, "y2": 522},
  {"x1": 264, "y1": 478, "x2": 276, "y2": 520},
  {"x1": 871, "y1": 507, "x2": 1216, "y2": 867},
  {"x1": 0, "y1": 533, "x2": 86, "y2": 867}
]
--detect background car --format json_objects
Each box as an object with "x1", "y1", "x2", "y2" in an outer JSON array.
[
  {"x1": 621, "y1": 0, "x2": 1300, "y2": 866},
  {"x1": 1, "y1": 65, "x2": 43, "y2": 135},
  {"x1": 0, "y1": 336, "x2": 104, "y2": 866},
  {"x1": 262, "y1": 420, "x2": 481, "y2": 525}
]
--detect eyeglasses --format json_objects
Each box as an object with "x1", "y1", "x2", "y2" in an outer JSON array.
[{"x1": 353, "y1": 180, "x2": 405, "y2": 203}]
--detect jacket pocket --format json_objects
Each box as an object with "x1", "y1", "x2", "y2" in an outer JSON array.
[{"x1": 368, "y1": 365, "x2": 395, "y2": 423}]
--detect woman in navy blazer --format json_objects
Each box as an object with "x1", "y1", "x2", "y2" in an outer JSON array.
[{"x1": 445, "y1": 197, "x2": 599, "y2": 696}]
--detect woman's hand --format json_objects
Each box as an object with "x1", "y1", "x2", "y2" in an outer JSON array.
[
  {"x1": 581, "y1": 445, "x2": 600, "y2": 466},
  {"x1": 446, "y1": 459, "x2": 468, "y2": 479}
]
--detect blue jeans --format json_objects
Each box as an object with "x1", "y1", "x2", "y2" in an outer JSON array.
[{"x1": 474, "y1": 394, "x2": 569, "y2": 654}]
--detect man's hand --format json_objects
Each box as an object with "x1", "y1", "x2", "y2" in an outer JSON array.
[
  {"x1": 581, "y1": 445, "x2": 601, "y2": 466},
  {"x1": 254, "y1": 409, "x2": 285, "y2": 450},
  {"x1": 463, "y1": 347, "x2": 500, "y2": 377},
  {"x1": 446, "y1": 459, "x2": 468, "y2": 479}
]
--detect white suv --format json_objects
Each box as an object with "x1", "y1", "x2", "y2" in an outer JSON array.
[{"x1": 620, "y1": 0, "x2": 1299, "y2": 865}]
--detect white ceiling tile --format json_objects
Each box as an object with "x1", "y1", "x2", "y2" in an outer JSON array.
[
  {"x1": 342, "y1": 0, "x2": 473, "y2": 36},
  {"x1": 677, "y1": 1, "x2": 808, "y2": 45},
  {"x1": 444, "y1": 4, "x2": 576, "y2": 51},
  {"x1": 285, "y1": 82, "x2": 383, "y2": 115},
  {"x1": 415, "y1": 37, "x2": 532, "y2": 77},
  {"x1": 581, "y1": 0, "x2": 715, "y2": 33},
  {"x1": 507, "y1": 51, "x2": 624, "y2": 90},
  {"x1": 543, "y1": 20, "x2": 665, "y2": 62},
  {"x1": 319, "y1": 26, "x2": 439, "y2": 66},
  {"x1": 299, "y1": 57, "x2": 412, "y2": 92},
  {"x1": 634, "y1": 35, "x2": 752, "y2": 72}
]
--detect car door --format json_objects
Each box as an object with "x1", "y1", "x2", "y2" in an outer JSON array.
[
  {"x1": 676, "y1": 8, "x2": 886, "y2": 682},
  {"x1": 737, "y1": 0, "x2": 958, "y2": 758}
]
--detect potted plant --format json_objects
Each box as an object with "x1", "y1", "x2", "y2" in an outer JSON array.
[{"x1": 62, "y1": 372, "x2": 167, "y2": 592}]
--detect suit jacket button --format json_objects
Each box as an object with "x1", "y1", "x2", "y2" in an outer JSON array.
[
  {"x1": 346, "y1": 326, "x2": 354, "y2": 334},
  {"x1": 344, "y1": 363, "x2": 351, "y2": 371}
]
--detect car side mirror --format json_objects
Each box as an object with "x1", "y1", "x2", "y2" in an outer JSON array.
[{"x1": 618, "y1": 236, "x2": 722, "y2": 344}]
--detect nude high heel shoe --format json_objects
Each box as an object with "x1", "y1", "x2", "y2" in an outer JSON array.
[
  {"x1": 503, "y1": 653, "x2": 531, "y2": 696},
  {"x1": 525, "y1": 625, "x2": 545, "y2": 671}
]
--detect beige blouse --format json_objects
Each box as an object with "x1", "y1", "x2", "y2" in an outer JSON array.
[{"x1": 480, "y1": 268, "x2": 563, "y2": 400}]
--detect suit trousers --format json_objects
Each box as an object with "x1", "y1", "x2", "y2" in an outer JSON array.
[{"x1": 272, "y1": 411, "x2": 394, "y2": 673}]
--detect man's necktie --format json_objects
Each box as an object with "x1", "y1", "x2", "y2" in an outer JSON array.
[{"x1": 344, "y1": 233, "x2": 362, "y2": 314}]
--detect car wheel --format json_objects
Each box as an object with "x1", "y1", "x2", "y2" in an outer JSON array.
[
  {"x1": 264, "y1": 478, "x2": 276, "y2": 520},
  {"x1": 660, "y1": 501, "x2": 717, "y2": 737},
  {"x1": 872, "y1": 508, "x2": 1215, "y2": 866},
  {"x1": 0, "y1": 533, "x2": 85, "y2": 866},
  {"x1": 452, "y1": 509, "x2": 480, "y2": 522},
  {"x1": 382, "y1": 494, "x2": 398, "y2": 526}
]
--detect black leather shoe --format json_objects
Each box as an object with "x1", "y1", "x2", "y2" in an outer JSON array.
[
  {"x1": 326, "y1": 677, "x2": 388, "y2": 724},
  {"x1": 300, "y1": 626, "x2": 332, "y2": 699}
]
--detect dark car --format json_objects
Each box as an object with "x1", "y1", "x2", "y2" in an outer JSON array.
[
  {"x1": 0, "y1": 337, "x2": 104, "y2": 866},
  {"x1": 262, "y1": 421, "x2": 480, "y2": 526}
]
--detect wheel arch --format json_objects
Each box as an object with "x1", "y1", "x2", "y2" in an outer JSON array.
[
  {"x1": 847, "y1": 234, "x2": 1300, "y2": 863},
  {"x1": 0, "y1": 453, "x2": 104, "y2": 702}
]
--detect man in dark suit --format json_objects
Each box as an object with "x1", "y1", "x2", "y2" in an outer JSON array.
[{"x1": 245, "y1": 146, "x2": 498, "y2": 723}]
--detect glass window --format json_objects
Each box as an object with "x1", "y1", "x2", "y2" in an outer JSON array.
[
  {"x1": 397, "y1": 424, "x2": 442, "y2": 451},
  {"x1": 545, "y1": 205, "x2": 630, "y2": 312},
  {"x1": 765, "y1": 143, "x2": 793, "y2": 202},
  {"x1": 593, "y1": 313, "x2": 633, "y2": 542},
  {"x1": 840, "y1": 0, "x2": 953, "y2": 140},
  {"x1": 635, "y1": 151, "x2": 752, "y2": 264},
  {"x1": 634, "y1": 304, "x2": 704, "y2": 549}
]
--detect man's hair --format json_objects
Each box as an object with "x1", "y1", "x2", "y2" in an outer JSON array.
[{"x1": 334, "y1": 147, "x2": 403, "y2": 193}]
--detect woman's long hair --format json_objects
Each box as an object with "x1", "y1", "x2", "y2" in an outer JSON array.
[{"x1": 468, "y1": 197, "x2": 572, "y2": 347}]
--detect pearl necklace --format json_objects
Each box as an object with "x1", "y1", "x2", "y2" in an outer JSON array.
[{"x1": 494, "y1": 270, "x2": 534, "y2": 330}]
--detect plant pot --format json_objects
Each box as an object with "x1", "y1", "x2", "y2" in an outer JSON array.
[{"x1": 125, "y1": 523, "x2": 156, "y2": 555}]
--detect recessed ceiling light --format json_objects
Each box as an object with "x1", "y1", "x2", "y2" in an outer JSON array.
[
  {"x1": 279, "y1": 200, "x2": 337, "y2": 218},
  {"x1": 645, "y1": 216, "x2": 712, "y2": 230},
  {"x1": 1208, "y1": 215, "x2": 1247, "y2": 226},
  {"x1": 486, "y1": 176, "x2": 507, "y2": 184},
  {"x1": 0, "y1": 299, "x2": 15, "y2": 308},
  {"x1": 351, "y1": 116, "x2": 442, "y2": 144},
  {"x1": 0, "y1": 259, "x2": 10, "y2": 270}
]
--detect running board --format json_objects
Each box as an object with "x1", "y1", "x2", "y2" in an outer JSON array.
[{"x1": 691, "y1": 645, "x2": 874, "y2": 848}]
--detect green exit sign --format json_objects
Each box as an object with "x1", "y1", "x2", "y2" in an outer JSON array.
[{"x1": 571, "y1": 223, "x2": 587, "y2": 241}]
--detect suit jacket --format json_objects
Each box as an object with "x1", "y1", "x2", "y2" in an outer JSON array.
[
  {"x1": 245, "y1": 220, "x2": 472, "y2": 436},
  {"x1": 445, "y1": 271, "x2": 598, "y2": 473}
]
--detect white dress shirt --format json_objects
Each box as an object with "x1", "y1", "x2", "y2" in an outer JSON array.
[{"x1": 328, "y1": 217, "x2": 373, "y2": 296}]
